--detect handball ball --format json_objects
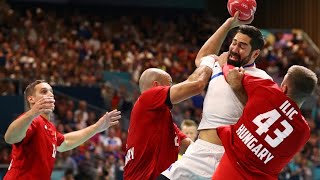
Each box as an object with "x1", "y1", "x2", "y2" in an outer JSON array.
[{"x1": 227, "y1": 0, "x2": 257, "y2": 21}]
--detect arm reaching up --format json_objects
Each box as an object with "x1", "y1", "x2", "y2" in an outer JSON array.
[{"x1": 195, "y1": 11, "x2": 254, "y2": 67}]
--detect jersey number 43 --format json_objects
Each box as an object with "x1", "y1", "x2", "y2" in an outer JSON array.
[{"x1": 253, "y1": 109, "x2": 293, "y2": 148}]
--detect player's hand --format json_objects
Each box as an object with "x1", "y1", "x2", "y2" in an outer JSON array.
[
  {"x1": 29, "y1": 96, "x2": 55, "y2": 116},
  {"x1": 228, "y1": 11, "x2": 254, "y2": 29},
  {"x1": 226, "y1": 67, "x2": 245, "y2": 90},
  {"x1": 217, "y1": 52, "x2": 229, "y2": 66},
  {"x1": 94, "y1": 109, "x2": 121, "y2": 133}
]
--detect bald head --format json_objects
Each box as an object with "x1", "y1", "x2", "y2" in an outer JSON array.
[{"x1": 139, "y1": 68, "x2": 172, "y2": 93}]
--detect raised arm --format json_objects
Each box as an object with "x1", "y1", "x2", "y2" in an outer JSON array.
[
  {"x1": 170, "y1": 56, "x2": 214, "y2": 104},
  {"x1": 4, "y1": 96, "x2": 55, "y2": 144},
  {"x1": 195, "y1": 12, "x2": 254, "y2": 67},
  {"x1": 57, "y1": 109, "x2": 121, "y2": 152}
]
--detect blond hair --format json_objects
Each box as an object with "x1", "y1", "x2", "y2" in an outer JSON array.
[{"x1": 181, "y1": 119, "x2": 198, "y2": 129}]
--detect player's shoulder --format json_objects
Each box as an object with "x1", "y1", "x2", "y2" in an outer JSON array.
[
  {"x1": 141, "y1": 86, "x2": 169, "y2": 97},
  {"x1": 36, "y1": 115, "x2": 47, "y2": 122},
  {"x1": 244, "y1": 67, "x2": 272, "y2": 80},
  {"x1": 298, "y1": 115, "x2": 311, "y2": 134},
  {"x1": 136, "y1": 86, "x2": 170, "y2": 108},
  {"x1": 254, "y1": 78, "x2": 281, "y2": 94}
]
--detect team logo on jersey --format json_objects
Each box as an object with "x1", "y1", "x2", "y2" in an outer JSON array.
[{"x1": 125, "y1": 147, "x2": 134, "y2": 166}]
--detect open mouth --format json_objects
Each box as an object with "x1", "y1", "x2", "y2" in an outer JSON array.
[{"x1": 229, "y1": 53, "x2": 240, "y2": 61}]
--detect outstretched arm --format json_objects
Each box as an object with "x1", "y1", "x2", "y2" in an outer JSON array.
[
  {"x1": 57, "y1": 109, "x2": 121, "y2": 152},
  {"x1": 195, "y1": 12, "x2": 254, "y2": 67}
]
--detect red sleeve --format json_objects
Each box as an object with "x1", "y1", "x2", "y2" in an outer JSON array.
[
  {"x1": 139, "y1": 86, "x2": 171, "y2": 110},
  {"x1": 242, "y1": 75, "x2": 278, "y2": 97},
  {"x1": 222, "y1": 64, "x2": 235, "y2": 78},
  {"x1": 222, "y1": 64, "x2": 276, "y2": 97},
  {"x1": 56, "y1": 131, "x2": 65, "y2": 146},
  {"x1": 173, "y1": 123, "x2": 187, "y2": 140},
  {"x1": 222, "y1": 64, "x2": 259, "y2": 87}
]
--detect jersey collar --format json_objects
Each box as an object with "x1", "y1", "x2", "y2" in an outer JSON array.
[{"x1": 243, "y1": 62, "x2": 255, "y2": 68}]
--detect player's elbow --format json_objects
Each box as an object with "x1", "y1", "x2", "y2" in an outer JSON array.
[
  {"x1": 4, "y1": 130, "x2": 26, "y2": 144},
  {"x1": 4, "y1": 136, "x2": 10, "y2": 145},
  {"x1": 5, "y1": 133, "x2": 18, "y2": 144},
  {"x1": 195, "y1": 57, "x2": 201, "y2": 67}
]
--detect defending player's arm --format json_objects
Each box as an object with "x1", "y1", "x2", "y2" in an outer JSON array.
[
  {"x1": 179, "y1": 138, "x2": 193, "y2": 155},
  {"x1": 224, "y1": 65, "x2": 248, "y2": 105},
  {"x1": 195, "y1": 12, "x2": 253, "y2": 67},
  {"x1": 57, "y1": 110, "x2": 121, "y2": 152},
  {"x1": 170, "y1": 56, "x2": 214, "y2": 104},
  {"x1": 4, "y1": 96, "x2": 55, "y2": 144}
]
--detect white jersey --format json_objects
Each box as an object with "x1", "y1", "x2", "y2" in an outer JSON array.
[{"x1": 198, "y1": 61, "x2": 272, "y2": 130}]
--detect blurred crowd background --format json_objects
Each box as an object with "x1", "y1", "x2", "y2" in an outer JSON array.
[{"x1": 0, "y1": 0, "x2": 319, "y2": 180}]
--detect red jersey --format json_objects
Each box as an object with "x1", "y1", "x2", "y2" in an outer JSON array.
[
  {"x1": 214, "y1": 65, "x2": 310, "y2": 179},
  {"x1": 124, "y1": 86, "x2": 187, "y2": 180},
  {"x1": 4, "y1": 115, "x2": 64, "y2": 180}
]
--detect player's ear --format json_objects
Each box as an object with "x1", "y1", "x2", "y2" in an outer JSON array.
[
  {"x1": 251, "y1": 49, "x2": 260, "y2": 60},
  {"x1": 28, "y1": 95, "x2": 35, "y2": 104},
  {"x1": 152, "y1": 81, "x2": 160, "y2": 87},
  {"x1": 281, "y1": 84, "x2": 288, "y2": 94}
]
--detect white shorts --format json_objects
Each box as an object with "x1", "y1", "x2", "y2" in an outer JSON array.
[{"x1": 161, "y1": 139, "x2": 225, "y2": 180}]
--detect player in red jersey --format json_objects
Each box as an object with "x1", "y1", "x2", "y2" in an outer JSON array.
[
  {"x1": 212, "y1": 65, "x2": 317, "y2": 179},
  {"x1": 4, "y1": 80, "x2": 121, "y2": 180},
  {"x1": 124, "y1": 57, "x2": 215, "y2": 180}
]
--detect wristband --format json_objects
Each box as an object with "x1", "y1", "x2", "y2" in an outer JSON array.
[{"x1": 200, "y1": 55, "x2": 216, "y2": 71}]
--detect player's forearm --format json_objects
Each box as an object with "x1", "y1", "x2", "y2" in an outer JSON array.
[
  {"x1": 229, "y1": 79, "x2": 248, "y2": 105},
  {"x1": 232, "y1": 86, "x2": 248, "y2": 106},
  {"x1": 4, "y1": 110, "x2": 38, "y2": 144},
  {"x1": 170, "y1": 66, "x2": 212, "y2": 104},
  {"x1": 225, "y1": 66, "x2": 247, "y2": 105},
  {"x1": 179, "y1": 138, "x2": 193, "y2": 155},
  {"x1": 58, "y1": 124, "x2": 98, "y2": 152},
  {"x1": 195, "y1": 20, "x2": 233, "y2": 67}
]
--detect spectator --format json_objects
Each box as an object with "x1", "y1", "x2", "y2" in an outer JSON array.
[
  {"x1": 0, "y1": 3, "x2": 318, "y2": 179},
  {"x1": 180, "y1": 119, "x2": 198, "y2": 142},
  {"x1": 99, "y1": 127, "x2": 122, "y2": 156}
]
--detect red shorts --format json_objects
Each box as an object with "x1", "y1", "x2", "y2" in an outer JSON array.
[{"x1": 212, "y1": 154, "x2": 277, "y2": 180}]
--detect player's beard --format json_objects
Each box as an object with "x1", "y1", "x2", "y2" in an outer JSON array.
[{"x1": 227, "y1": 51, "x2": 253, "y2": 67}]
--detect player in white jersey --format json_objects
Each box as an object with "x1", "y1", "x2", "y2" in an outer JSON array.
[{"x1": 159, "y1": 12, "x2": 272, "y2": 180}]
